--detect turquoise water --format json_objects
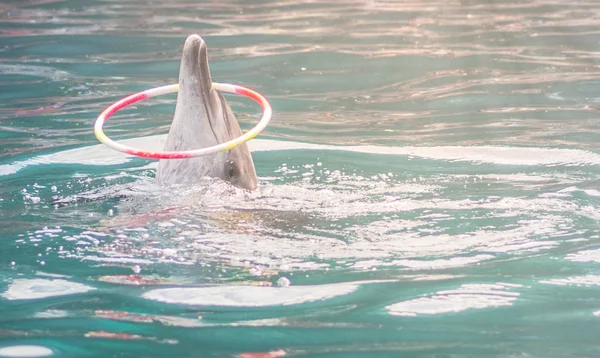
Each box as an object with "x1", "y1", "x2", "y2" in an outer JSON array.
[{"x1": 2, "y1": 0, "x2": 600, "y2": 356}]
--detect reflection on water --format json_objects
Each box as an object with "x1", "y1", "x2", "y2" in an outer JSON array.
[
  {"x1": 387, "y1": 282, "x2": 521, "y2": 316},
  {"x1": 0, "y1": 346, "x2": 53, "y2": 358},
  {"x1": 540, "y1": 275, "x2": 600, "y2": 287},
  {"x1": 143, "y1": 282, "x2": 359, "y2": 306},
  {"x1": 3, "y1": 0, "x2": 600, "y2": 150},
  {"x1": 1, "y1": 0, "x2": 600, "y2": 357},
  {"x1": 2, "y1": 278, "x2": 95, "y2": 300}
]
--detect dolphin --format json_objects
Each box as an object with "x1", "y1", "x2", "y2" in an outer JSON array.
[{"x1": 156, "y1": 34, "x2": 258, "y2": 191}]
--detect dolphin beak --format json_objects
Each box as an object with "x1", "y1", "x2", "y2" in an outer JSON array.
[{"x1": 179, "y1": 34, "x2": 214, "y2": 101}]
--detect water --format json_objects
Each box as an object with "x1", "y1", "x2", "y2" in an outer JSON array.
[{"x1": 1, "y1": 0, "x2": 600, "y2": 356}]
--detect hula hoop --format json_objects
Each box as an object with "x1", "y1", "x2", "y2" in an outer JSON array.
[{"x1": 94, "y1": 83, "x2": 272, "y2": 159}]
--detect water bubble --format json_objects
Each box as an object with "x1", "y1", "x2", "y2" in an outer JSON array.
[
  {"x1": 10, "y1": 261, "x2": 15, "y2": 266},
  {"x1": 51, "y1": 186, "x2": 57, "y2": 192},
  {"x1": 277, "y1": 277, "x2": 291, "y2": 287}
]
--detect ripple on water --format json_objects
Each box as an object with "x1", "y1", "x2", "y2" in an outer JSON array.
[
  {"x1": 26, "y1": 140, "x2": 592, "y2": 274},
  {"x1": 4, "y1": 137, "x2": 600, "y2": 177}
]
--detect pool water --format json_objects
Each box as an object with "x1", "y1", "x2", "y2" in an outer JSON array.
[{"x1": 1, "y1": 0, "x2": 600, "y2": 357}]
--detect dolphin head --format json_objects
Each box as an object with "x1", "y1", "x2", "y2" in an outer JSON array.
[{"x1": 156, "y1": 34, "x2": 258, "y2": 190}]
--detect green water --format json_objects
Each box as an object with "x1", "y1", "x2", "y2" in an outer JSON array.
[{"x1": 1, "y1": 0, "x2": 600, "y2": 357}]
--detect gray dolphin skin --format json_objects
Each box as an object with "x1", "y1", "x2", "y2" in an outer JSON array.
[{"x1": 156, "y1": 34, "x2": 258, "y2": 191}]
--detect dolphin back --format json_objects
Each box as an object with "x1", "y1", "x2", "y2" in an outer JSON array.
[{"x1": 156, "y1": 35, "x2": 258, "y2": 190}]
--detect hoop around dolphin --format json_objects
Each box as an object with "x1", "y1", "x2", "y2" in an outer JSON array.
[{"x1": 94, "y1": 83, "x2": 272, "y2": 159}]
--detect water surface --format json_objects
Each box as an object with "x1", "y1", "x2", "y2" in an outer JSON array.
[{"x1": 1, "y1": 0, "x2": 600, "y2": 357}]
